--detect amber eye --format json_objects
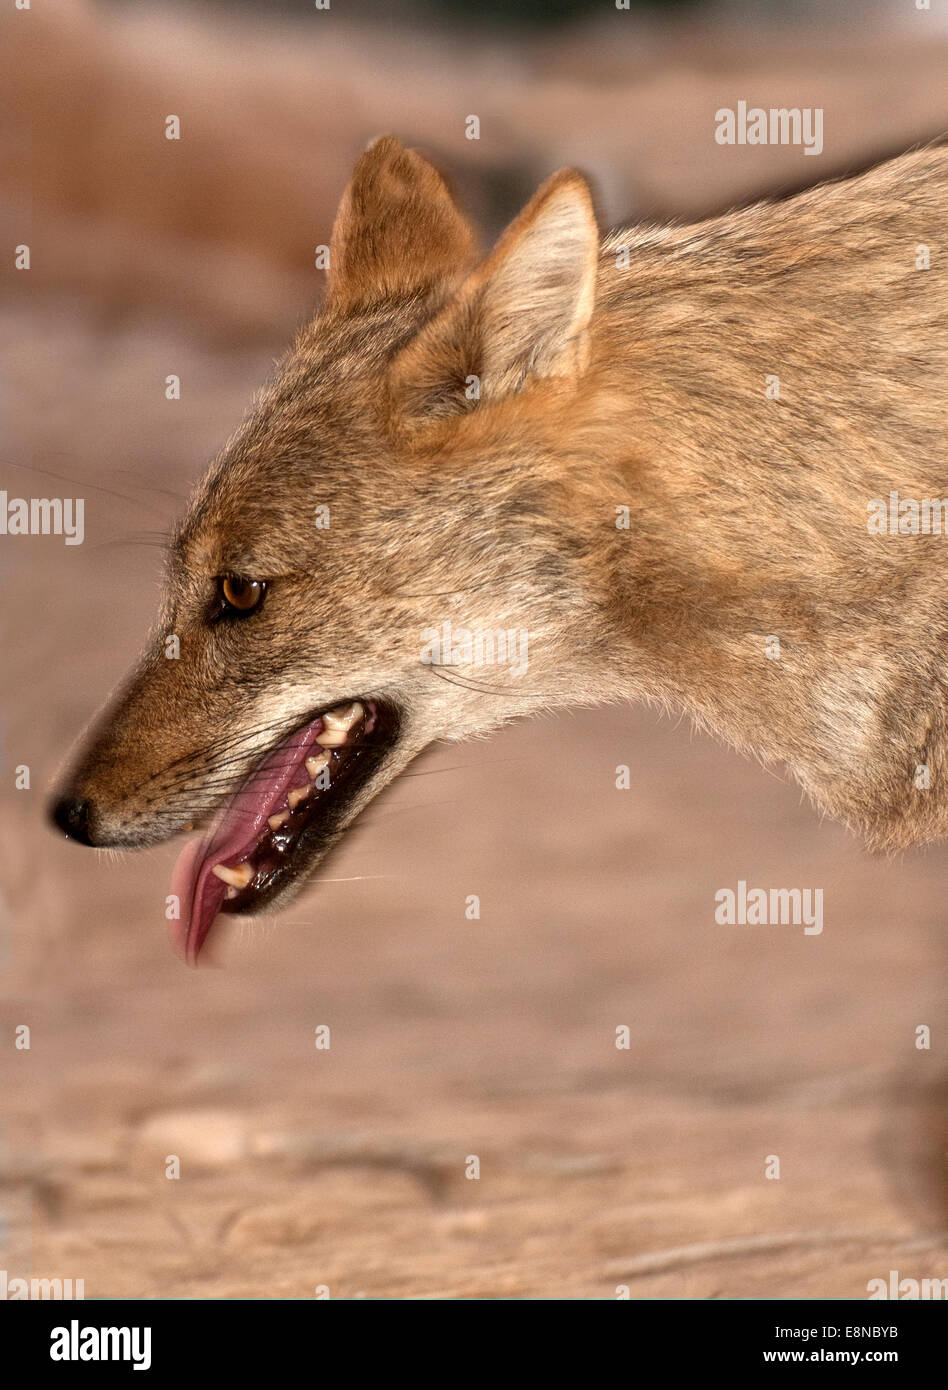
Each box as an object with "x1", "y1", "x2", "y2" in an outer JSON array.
[{"x1": 218, "y1": 576, "x2": 266, "y2": 616}]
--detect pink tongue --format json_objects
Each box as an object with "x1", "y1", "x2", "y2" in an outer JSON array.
[{"x1": 168, "y1": 716, "x2": 325, "y2": 965}]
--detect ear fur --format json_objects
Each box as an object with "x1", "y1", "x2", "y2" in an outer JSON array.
[
  {"x1": 390, "y1": 168, "x2": 600, "y2": 420},
  {"x1": 327, "y1": 136, "x2": 479, "y2": 311}
]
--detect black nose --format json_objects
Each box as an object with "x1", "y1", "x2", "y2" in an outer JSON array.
[{"x1": 50, "y1": 796, "x2": 94, "y2": 845}]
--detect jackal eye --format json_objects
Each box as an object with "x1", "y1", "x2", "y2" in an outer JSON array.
[{"x1": 214, "y1": 576, "x2": 267, "y2": 620}]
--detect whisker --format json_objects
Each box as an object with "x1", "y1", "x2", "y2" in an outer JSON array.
[
  {"x1": 0, "y1": 456, "x2": 167, "y2": 514},
  {"x1": 312, "y1": 875, "x2": 399, "y2": 883},
  {"x1": 89, "y1": 532, "x2": 173, "y2": 552},
  {"x1": 111, "y1": 470, "x2": 190, "y2": 504},
  {"x1": 423, "y1": 662, "x2": 551, "y2": 699}
]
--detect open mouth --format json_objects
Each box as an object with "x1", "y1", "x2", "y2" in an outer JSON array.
[{"x1": 169, "y1": 697, "x2": 399, "y2": 965}]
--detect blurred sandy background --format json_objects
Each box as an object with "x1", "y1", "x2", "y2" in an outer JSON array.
[{"x1": 2, "y1": 0, "x2": 948, "y2": 1299}]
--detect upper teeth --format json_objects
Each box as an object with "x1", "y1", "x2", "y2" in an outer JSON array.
[
  {"x1": 212, "y1": 862, "x2": 254, "y2": 889},
  {"x1": 305, "y1": 752, "x2": 330, "y2": 779},
  {"x1": 323, "y1": 701, "x2": 363, "y2": 730},
  {"x1": 316, "y1": 701, "x2": 363, "y2": 746}
]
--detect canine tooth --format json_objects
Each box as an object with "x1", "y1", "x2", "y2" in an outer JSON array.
[
  {"x1": 268, "y1": 810, "x2": 290, "y2": 829},
  {"x1": 305, "y1": 752, "x2": 330, "y2": 779},
  {"x1": 212, "y1": 862, "x2": 254, "y2": 889},
  {"x1": 322, "y1": 701, "x2": 364, "y2": 731},
  {"x1": 315, "y1": 727, "x2": 347, "y2": 748},
  {"x1": 288, "y1": 784, "x2": 311, "y2": 810}
]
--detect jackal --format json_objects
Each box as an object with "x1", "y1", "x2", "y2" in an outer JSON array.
[{"x1": 49, "y1": 137, "x2": 948, "y2": 963}]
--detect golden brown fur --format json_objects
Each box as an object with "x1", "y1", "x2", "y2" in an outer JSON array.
[{"x1": 50, "y1": 138, "x2": 948, "y2": 927}]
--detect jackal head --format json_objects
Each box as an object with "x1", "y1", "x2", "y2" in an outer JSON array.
[{"x1": 49, "y1": 137, "x2": 607, "y2": 963}]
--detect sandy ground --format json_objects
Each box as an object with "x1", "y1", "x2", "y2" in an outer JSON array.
[{"x1": 2, "y1": 0, "x2": 948, "y2": 1300}]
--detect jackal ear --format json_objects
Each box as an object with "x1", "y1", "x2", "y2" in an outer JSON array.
[
  {"x1": 390, "y1": 169, "x2": 599, "y2": 420},
  {"x1": 327, "y1": 136, "x2": 479, "y2": 311}
]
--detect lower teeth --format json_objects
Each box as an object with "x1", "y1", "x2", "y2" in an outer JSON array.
[{"x1": 211, "y1": 861, "x2": 254, "y2": 889}]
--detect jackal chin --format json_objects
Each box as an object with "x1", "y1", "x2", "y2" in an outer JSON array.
[{"x1": 168, "y1": 696, "x2": 402, "y2": 965}]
